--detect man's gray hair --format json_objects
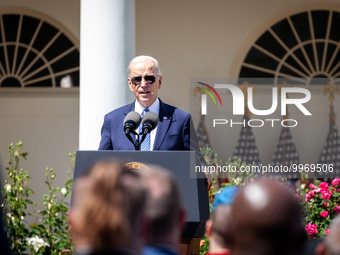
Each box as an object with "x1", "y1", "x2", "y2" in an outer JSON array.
[
  {"x1": 127, "y1": 55, "x2": 162, "y2": 77},
  {"x1": 326, "y1": 214, "x2": 340, "y2": 255}
]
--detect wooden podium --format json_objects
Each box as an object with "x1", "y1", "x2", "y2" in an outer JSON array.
[{"x1": 73, "y1": 150, "x2": 209, "y2": 255}]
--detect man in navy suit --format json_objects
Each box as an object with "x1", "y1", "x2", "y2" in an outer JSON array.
[{"x1": 98, "y1": 55, "x2": 205, "y2": 164}]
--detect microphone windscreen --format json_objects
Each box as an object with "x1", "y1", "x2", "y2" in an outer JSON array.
[
  {"x1": 124, "y1": 111, "x2": 141, "y2": 129},
  {"x1": 142, "y1": 111, "x2": 159, "y2": 130}
]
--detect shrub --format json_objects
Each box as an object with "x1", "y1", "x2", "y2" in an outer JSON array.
[
  {"x1": 302, "y1": 179, "x2": 340, "y2": 239},
  {"x1": 1, "y1": 141, "x2": 74, "y2": 254}
]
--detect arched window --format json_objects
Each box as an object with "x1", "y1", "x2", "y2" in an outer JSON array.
[
  {"x1": 235, "y1": 5, "x2": 340, "y2": 85},
  {"x1": 0, "y1": 7, "x2": 79, "y2": 89}
]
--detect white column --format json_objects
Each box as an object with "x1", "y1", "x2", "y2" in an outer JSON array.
[{"x1": 79, "y1": 0, "x2": 135, "y2": 150}]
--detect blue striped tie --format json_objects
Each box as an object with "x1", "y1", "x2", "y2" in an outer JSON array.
[{"x1": 139, "y1": 109, "x2": 150, "y2": 151}]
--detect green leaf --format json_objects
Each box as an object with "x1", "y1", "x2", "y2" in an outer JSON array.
[
  {"x1": 37, "y1": 224, "x2": 47, "y2": 230},
  {"x1": 25, "y1": 199, "x2": 33, "y2": 204},
  {"x1": 65, "y1": 179, "x2": 73, "y2": 186}
]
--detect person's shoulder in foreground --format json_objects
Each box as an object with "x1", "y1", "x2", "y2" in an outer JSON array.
[{"x1": 143, "y1": 245, "x2": 179, "y2": 255}]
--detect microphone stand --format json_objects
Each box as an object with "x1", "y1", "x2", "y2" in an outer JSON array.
[
  {"x1": 125, "y1": 123, "x2": 152, "y2": 151},
  {"x1": 124, "y1": 130, "x2": 141, "y2": 150},
  {"x1": 134, "y1": 132, "x2": 141, "y2": 151}
]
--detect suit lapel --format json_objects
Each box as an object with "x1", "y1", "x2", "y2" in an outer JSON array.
[{"x1": 153, "y1": 100, "x2": 174, "y2": 150}]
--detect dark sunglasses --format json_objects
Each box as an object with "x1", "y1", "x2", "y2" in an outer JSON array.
[{"x1": 130, "y1": 75, "x2": 156, "y2": 86}]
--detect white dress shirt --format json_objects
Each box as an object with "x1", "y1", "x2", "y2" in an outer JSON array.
[{"x1": 134, "y1": 98, "x2": 160, "y2": 150}]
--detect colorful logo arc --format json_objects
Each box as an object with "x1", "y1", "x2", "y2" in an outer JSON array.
[{"x1": 196, "y1": 82, "x2": 222, "y2": 106}]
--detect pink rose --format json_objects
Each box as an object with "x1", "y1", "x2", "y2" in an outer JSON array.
[
  {"x1": 331, "y1": 179, "x2": 339, "y2": 186},
  {"x1": 335, "y1": 205, "x2": 340, "y2": 214},
  {"x1": 324, "y1": 229, "x2": 331, "y2": 235},
  {"x1": 320, "y1": 182, "x2": 329, "y2": 190},
  {"x1": 295, "y1": 194, "x2": 301, "y2": 199},
  {"x1": 324, "y1": 202, "x2": 327, "y2": 206},
  {"x1": 320, "y1": 210, "x2": 329, "y2": 218},
  {"x1": 315, "y1": 188, "x2": 321, "y2": 193},
  {"x1": 305, "y1": 190, "x2": 316, "y2": 201},
  {"x1": 322, "y1": 190, "x2": 332, "y2": 200},
  {"x1": 305, "y1": 223, "x2": 318, "y2": 238},
  {"x1": 309, "y1": 183, "x2": 316, "y2": 189}
]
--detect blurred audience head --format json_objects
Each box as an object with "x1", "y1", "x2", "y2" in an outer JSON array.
[
  {"x1": 206, "y1": 186, "x2": 238, "y2": 254},
  {"x1": 139, "y1": 165, "x2": 185, "y2": 247},
  {"x1": 69, "y1": 160, "x2": 147, "y2": 253},
  {"x1": 316, "y1": 214, "x2": 340, "y2": 255},
  {"x1": 231, "y1": 179, "x2": 307, "y2": 255}
]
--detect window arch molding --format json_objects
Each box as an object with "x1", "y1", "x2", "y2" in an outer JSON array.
[
  {"x1": 0, "y1": 6, "x2": 79, "y2": 94},
  {"x1": 229, "y1": 2, "x2": 340, "y2": 86}
]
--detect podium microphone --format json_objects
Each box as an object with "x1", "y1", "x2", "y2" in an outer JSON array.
[
  {"x1": 123, "y1": 111, "x2": 141, "y2": 134},
  {"x1": 142, "y1": 111, "x2": 159, "y2": 134},
  {"x1": 140, "y1": 111, "x2": 159, "y2": 144},
  {"x1": 123, "y1": 112, "x2": 141, "y2": 148}
]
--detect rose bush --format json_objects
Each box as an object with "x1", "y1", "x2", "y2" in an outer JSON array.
[{"x1": 302, "y1": 178, "x2": 340, "y2": 239}]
